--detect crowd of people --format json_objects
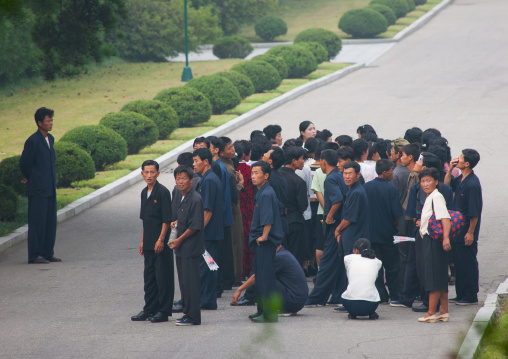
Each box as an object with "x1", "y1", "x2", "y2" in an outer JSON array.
[{"x1": 131, "y1": 121, "x2": 483, "y2": 325}]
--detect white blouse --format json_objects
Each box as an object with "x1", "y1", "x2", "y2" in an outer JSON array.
[
  {"x1": 341, "y1": 254, "x2": 382, "y2": 302},
  {"x1": 420, "y1": 189, "x2": 450, "y2": 236}
]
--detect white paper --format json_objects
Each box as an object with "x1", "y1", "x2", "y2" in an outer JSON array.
[
  {"x1": 203, "y1": 250, "x2": 219, "y2": 271},
  {"x1": 393, "y1": 236, "x2": 416, "y2": 244}
]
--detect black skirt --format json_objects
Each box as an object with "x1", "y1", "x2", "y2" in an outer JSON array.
[{"x1": 422, "y1": 234, "x2": 449, "y2": 292}]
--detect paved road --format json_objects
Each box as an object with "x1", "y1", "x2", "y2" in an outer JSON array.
[{"x1": 1, "y1": 0, "x2": 507, "y2": 358}]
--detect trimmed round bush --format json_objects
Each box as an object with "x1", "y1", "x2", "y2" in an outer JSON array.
[
  {"x1": 99, "y1": 111, "x2": 159, "y2": 155},
  {"x1": 121, "y1": 100, "x2": 178, "y2": 140},
  {"x1": 369, "y1": 4, "x2": 397, "y2": 26},
  {"x1": 251, "y1": 54, "x2": 288, "y2": 79},
  {"x1": 339, "y1": 8, "x2": 388, "y2": 38},
  {"x1": 0, "y1": 156, "x2": 26, "y2": 196},
  {"x1": 294, "y1": 28, "x2": 342, "y2": 60},
  {"x1": 154, "y1": 87, "x2": 212, "y2": 127},
  {"x1": 0, "y1": 184, "x2": 18, "y2": 221},
  {"x1": 406, "y1": 0, "x2": 416, "y2": 12},
  {"x1": 370, "y1": 0, "x2": 408, "y2": 18},
  {"x1": 414, "y1": 0, "x2": 426, "y2": 5},
  {"x1": 230, "y1": 60, "x2": 281, "y2": 93},
  {"x1": 60, "y1": 125, "x2": 128, "y2": 171},
  {"x1": 267, "y1": 45, "x2": 318, "y2": 78},
  {"x1": 213, "y1": 36, "x2": 253, "y2": 59},
  {"x1": 254, "y1": 15, "x2": 288, "y2": 41},
  {"x1": 294, "y1": 42, "x2": 328, "y2": 64},
  {"x1": 215, "y1": 71, "x2": 255, "y2": 99},
  {"x1": 186, "y1": 75, "x2": 241, "y2": 115},
  {"x1": 54, "y1": 142, "x2": 95, "y2": 188}
]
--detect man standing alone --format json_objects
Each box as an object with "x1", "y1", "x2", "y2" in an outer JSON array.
[{"x1": 20, "y1": 107, "x2": 60, "y2": 264}]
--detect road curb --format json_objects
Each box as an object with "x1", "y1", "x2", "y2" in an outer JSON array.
[
  {"x1": 456, "y1": 277, "x2": 508, "y2": 359},
  {"x1": 0, "y1": 63, "x2": 364, "y2": 255}
]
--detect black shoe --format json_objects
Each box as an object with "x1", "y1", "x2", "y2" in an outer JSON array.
[
  {"x1": 150, "y1": 312, "x2": 168, "y2": 323},
  {"x1": 30, "y1": 256, "x2": 49, "y2": 264},
  {"x1": 176, "y1": 317, "x2": 196, "y2": 326},
  {"x1": 234, "y1": 296, "x2": 255, "y2": 306},
  {"x1": 201, "y1": 305, "x2": 217, "y2": 310},
  {"x1": 369, "y1": 312, "x2": 379, "y2": 320},
  {"x1": 46, "y1": 256, "x2": 62, "y2": 262},
  {"x1": 248, "y1": 310, "x2": 263, "y2": 319},
  {"x1": 172, "y1": 303, "x2": 183, "y2": 313},
  {"x1": 307, "y1": 266, "x2": 317, "y2": 276},
  {"x1": 251, "y1": 315, "x2": 278, "y2": 323},
  {"x1": 303, "y1": 268, "x2": 310, "y2": 277},
  {"x1": 131, "y1": 311, "x2": 153, "y2": 321},
  {"x1": 176, "y1": 315, "x2": 188, "y2": 323},
  {"x1": 348, "y1": 314, "x2": 357, "y2": 319},
  {"x1": 412, "y1": 303, "x2": 429, "y2": 313}
]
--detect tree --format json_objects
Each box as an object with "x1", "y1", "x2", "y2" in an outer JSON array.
[{"x1": 110, "y1": 0, "x2": 221, "y2": 61}]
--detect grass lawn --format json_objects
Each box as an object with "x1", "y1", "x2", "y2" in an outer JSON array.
[{"x1": 475, "y1": 299, "x2": 508, "y2": 359}]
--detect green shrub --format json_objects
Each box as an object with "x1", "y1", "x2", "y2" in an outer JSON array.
[
  {"x1": 294, "y1": 28, "x2": 342, "y2": 60},
  {"x1": 369, "y1": 4, "x2": 397, "y2": 26},
  {"x1": 414, "y1": 0, "x2": 426, "y2": 5},
  {"x1": 213, "y1": 36, "x2": 253, "y2": 59},
  {"x1": 251, "y1": 54, "x2": 289, "y2": 79},
  {"x1": 294, "y1": 42, "x2": 328, "y2": 64},
  {"x1": 267, "y1": 45, "x2": 317, "y2": 78},
  {"x1": 154, "y1": 87, "x2": 212, "y2": 127},
  {"x1": 254, "y1": 15, "x2": 288, "y2": 41},
  {"x1": 187, "y1": 75, "x2": 241, "y2": 115},
  {"x1": 99, "y1": 112, "x2": 159, "y2": 155},
  {"x1": 215, "y1": 71, "x2": 255, "y2": 99},
  {"x1": 60, "y1": 125, "x2": 128, "y2": 171},
  {"x1": 121, "y1": 100, "x2": 178, "y2": 140},
  {"x1": 54, "y1": 142, "x2": 95, "y2": 188},
  {"x1": 0, "y1": 156, "x2": 26, "y2": 196},
  {"x1": 230, "y1": 60, "x2": 281, "y2": 93},
  {"x1": 406, "y1": 0, "x2": 416, "y2": 11},
  {"x1": 370, "y1": 0, "x2": 408, "y2": 18},
  {"x1": 0, "y1": 184, "x2": 18, "y2": 221},
  {"x1": 339, "y1": 8, "x2": 388, "y2": 38}
]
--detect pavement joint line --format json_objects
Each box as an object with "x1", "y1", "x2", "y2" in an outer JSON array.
[
  {"x1": 0, "y1": 62, "x2": 364, "y2": 255},
  {"x1": 456, "y1": 277, "x2": 508, "y2": 359}
]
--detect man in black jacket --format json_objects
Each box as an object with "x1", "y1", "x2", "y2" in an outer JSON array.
[{"x1": 19, "y1": 107, "x2": 60, "y2": 264}]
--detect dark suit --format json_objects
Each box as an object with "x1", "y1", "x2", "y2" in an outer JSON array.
[
  {"x1": 19, "y1": 131, "x2": 57, "y2": 263},
  {"x1": 140, "y1": 181, "x2": 174, "y2": 315}
]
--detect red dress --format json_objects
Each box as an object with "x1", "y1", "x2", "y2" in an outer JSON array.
[{"x1": 237, "y1": 162, "x2": 255, "y2": 277}]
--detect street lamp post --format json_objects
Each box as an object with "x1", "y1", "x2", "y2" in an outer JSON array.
[{"x1": 181, "y1": 0, "x2": 193, "y2": 82}]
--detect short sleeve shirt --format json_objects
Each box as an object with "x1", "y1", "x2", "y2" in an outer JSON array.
[
  {"x1": 311, "y1": 168, "x2": 326, "y2": 215},
  {"x1": 249, "y1": 182, "x2": 284, "y2": 248},
  {"x1": 341, "y1": 181, "x2": 369, "y2": 253},
  {"x1": 196, "y1": 169, "x2": 224, "y2": 241},
  {"x1": 215, "y1": 158, "x2": 234, "y2": 227},
  {"x1": 451, "y1": 171, "x2": 483, "y2": 241},
  {"x1": 323, "y1": 168, "x2": 347, "y2": 221},
  {"x1": 420, "y1": 189, "x2": 450, "y2": 236},
  {"x1": 140, "y1": 181, "x2": 172, "y2": 250},
  {"x1": 175, "y1": 188, "x2": 205, "y2": 258}
]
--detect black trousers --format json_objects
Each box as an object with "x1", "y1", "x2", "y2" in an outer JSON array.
[
  {"x1": 176, "y1": 255, "x2": 201, "y2": 324},
  {"x1": 27, "y1": 195, "x2": 57, "y2": 263},
  {"x1": 200, "y1": 240, "x2": 219, "y2": 309},
  {"x1": 143, "y1": 247, "x2": 174, "y2": 315},
  {"x1": 400, "y1": 232, "x2": 429, "y2": 307},
  {"x1": 253, "y1": 241, "x2": 278, "y2": 319},
  {"x1": 218, "y1": 226, "x2": 235, "y2": 291},
  {"x1": 452, "y1": 240, "x2": 479, "y2": 302},
  {"x1": 371, "y1": 242, "x2": 400, "y2": 302},
  {"x1": 284, "y1": 222, "x2": 305, "y2": 265}
]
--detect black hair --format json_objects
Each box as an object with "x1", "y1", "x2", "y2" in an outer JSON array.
[
  {"x1": 421, "y1": 129, "x2": 439, "y2": 151},
  {"x1": 192, "y1": 148, "x2": 213, "y2": 165},
  {"x1": 384, "y1": 139, "x2": 392, "y2": 155},
  {"x1": 361, "y1": 131, "x2": 378, "y2": 142},
  {"x1": 336, "y1": 134, "x2": 353, "y2": 147},
  {"x1": 344, "y1": 161, "x2": 361, "y2": 174},
  {"x1": 337, "y1": 146, "x2": 354, "y2": 161},
  {"x1": 252, "y1": 161, "x2": 271, "y2": 176},
  {"x1": 174, "y1": 165, "x2": 194, "y2": 179},
  {"x1": 298, "y1": 121, "x2": 313, "y2": 140},
  {"x1": 375, "y1": 159, "x2": 393, "y2": 175},
  {"x1": 141, "y1": 159, "x2": 159, "y2": 171},
  {"x1": 207, "y1": 136, "x2": 224, "y2": 153},
  {"x1": 250, "y1": 130, "x2": 264, "y2": 142},
  {"x1": 426, "y1": 128, "x2": 441, "y2": 137},
  {"x1": 401, "y1": 143, "x2": 420, "y2": 163},
  {"x1": 353, "y1": 238, "x2": 376, "y2": 259},
  {"x1": 430, "y1": 137, "x2": 451, "y2": 162},
  {"x1": 357, "y1": 124, "x2": 376, "y2": 136},
  {"x1": 462, "y1": 149, "x2": 480, "y2": 169},
  {"x1": 34, "y1": 107, "x2": 54, "y2": 126},
  {"x1": 421, "y1": 152, "x2": 442, "y2": 171},
  {"x1": 220, "y1": 136, "x2": 232, "y2": 145},
  {"x1": 177, "y1": 152, "x2": 194, "y2": 167},
  {"x1": 284, "y1": 145, "x2": 306, "y2": 165},
  {"x1": 240, "y1": 140, "x2": 252, "y2": 157},
  {"x1": 233, "y1": 141, "x2": 244, "y2": 159},
  {"x1": 404, "y1": 127, "x2": 423, "y2": 144},
  {"x1": 367, "y1": 141, "x2": 378, "y2": 161},
  {"x1": 321, "y1": 149, "x2": 338, "y2": 167},
  {"x1": 419, "y1": 167, "x2": 440, "y2": 181},
  {"x1": 304, "y1": 137, "x2": 319, "y2": 155},
  {"x1": 377, "y1": 138, "x2": 389, "y2": 159},
  {"x1": 316, "y1": 129, "x2": 332, "y2": 142},
  {"x1": 263, "y1": 124, "x2": 282, "y2": 141},
  {"x1": 269, "y1": 147, "x2": 285, "y2": 169},
  {"x1": 322, "y1": 142, "x2": 339, "y2": 151},
  {"x1": 427, "y1": 145, "x2": 448, "y2": 169},
  {"x1": 251, "y1": 137, "x2": 272, "y2": 161},
  {"x1": 314, "y1": 141, "x2": 323, "y2": 160},
  {"x1": 193, "y1": 136, "x2": 210, "y2": 148},
  {"x1": 352, "y1": 138, "x2": 369, "y2": 161}
]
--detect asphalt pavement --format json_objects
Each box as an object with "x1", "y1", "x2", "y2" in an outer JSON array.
[{"x1": 1, "y1": 0, "x2": 508, "y2": 358}]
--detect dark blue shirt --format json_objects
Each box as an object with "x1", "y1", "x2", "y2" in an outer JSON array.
[
  {"x1": 268, "y1": 168, "x2": 289, "y2": 235},
  {"x1": 274, "y1": 247, "x2": 308, "y2": 308},
  {"x1": 450, "y1": 171, "x2": 482, "y2": 242},
  {"x1": 323, "y1": 168, "x2": 347, "y2": 221},
  {"x1": 215, "y1": 158, "x2": 234, "y2": 227},
  {"x1": 405, "y1": 181, "x2": 455, "y2": 219},
  {"x1": 341, "y1": 181, "x2": 369, "y2": 253},
  {"x1": 196, "y1": 169, "x2": 224, "y2": 241},
  {"x1": 364, "y1": 177, "x2": 403, "y2": 243},
  {"x1": 249, "y1": 182, "x2": 284, "y2": 248}
]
